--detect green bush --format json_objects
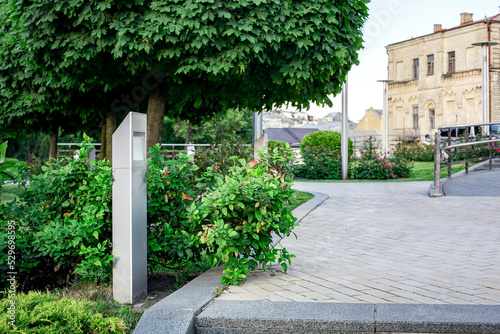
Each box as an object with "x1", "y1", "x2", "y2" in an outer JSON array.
[
  {"x1": 0, "y1": 137, "x2": 296, "y2": 291},
  {"x1": 0, "y1": 135, "x2": 113, "y2": 291},
  {"x1": 300, "y1": 131, "x2": 353, "y2": 157},
  {"x1": 295, "y1": 131, "x2": 353, "y2": 180},
  {"x1": 393, "y1": 141, "x2": 434, "y2": 162},
  {"x1": 358, "y1": 136, "x2": 380, "y2": 160},
  {"x1": 193, "y1": 137, "x2": 252, "y2": 176},
  {"x1": 349, "y1": 156, "x2": 412, "y2": 179},
  {"x1": 0, "y1": 291, "x2": 126, "y2": 333},
  {"x1": 268, "y1": 140, "x2": 288, "y2": 152},
  {"x1": 188, "y1": 149, "x2": 297, "y2": 285},
  {"x1": 147, "y1": 148, "x2": 209, "y2": 278},
  {"x1": 294, "y1": 146, "x2": 342, "y2": 179},
  {"x1": 0, "y1": 141, "x2": 23, "y2": 189},
  {"x1": 147, "y1": 141, "x2": 297, "y2": 285}
]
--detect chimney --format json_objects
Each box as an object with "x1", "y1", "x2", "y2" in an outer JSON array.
[
  {"x1": 434, "y1": 24, "x2": 442, "y2": 33},
  {"x1": 460, "y1": 13, "x2": 473, "y2": 25}
]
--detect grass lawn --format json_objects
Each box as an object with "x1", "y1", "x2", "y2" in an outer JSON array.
[
  {"x1": 285, "y1": 190, "x2": 314, "y2": 211},
  {"x1": 0, "y1": 184, "x2": 23, "y2": 204},
  {"x1": 294, "y1": 161, "x2": 475, "y2": 183},
  {"x1": 403, "y1": 161, "x2": 475, "y2": 181}
]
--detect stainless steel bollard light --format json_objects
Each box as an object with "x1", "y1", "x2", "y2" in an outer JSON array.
[{"x1": 112, "y1": 112, "x2": 148, "y2": 304}]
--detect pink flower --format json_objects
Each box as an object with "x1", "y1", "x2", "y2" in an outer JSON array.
[
  {"x1": 247, "y1": 160, "x2": 258, "y2": 168},
  {"x1": 182, "y1": 192, "x2": 193, "y2": 200},
  {"x1": 391, "y1": 173, "x2": 394, "y2": 178}
]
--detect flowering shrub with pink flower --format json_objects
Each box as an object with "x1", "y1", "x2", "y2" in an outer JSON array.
[
  {"x1": 148, "y1": 142, "x2": 297, "y2": 285},
  {"x1": 349, "y1": 155, "x2": 412, "y2": 180}
]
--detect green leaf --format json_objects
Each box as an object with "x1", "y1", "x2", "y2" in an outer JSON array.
[
  {"x1": 0, "y1": 141, "x2": 7, "y2": 164},
  {"x1": 93, "y1": 231, "x2": 99, "y2": 239},
  {"x1": 255, "y1": 209, "x2": 262, "y2": 221}
]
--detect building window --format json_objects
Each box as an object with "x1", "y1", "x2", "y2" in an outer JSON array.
[
  {"x1": 412, "y1": 106, "x2": 419, "y2": 130},
  {"x1": 427, "y1": 55, "x2": 434, "y2": 75},
  {"x1": 448, "y1": 51, "x2": 455, "y2": 73},
  {"x1": 429, "y1": 109, "x2": 435, "y2": 129},
  {"x1": 413, "y1": 58, "x2": 419, "y2": 79}
]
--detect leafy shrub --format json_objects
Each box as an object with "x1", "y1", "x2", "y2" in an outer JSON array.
[
  {"x1": 0, "y1": 291, "x2": 126, "y2": 333},
  {"x1": 349, "y1": 155, "x2": 412, "y2": 179},
  {"x1": 0, "y1": 136, "x2": 296, "y2": 291},
  {"x1": 188, "y1": 149, "x2": 297, "y2": 285},
  {"x1": 147, "y1": 148, "x2": 209, "y2": 278},
  {"x1": 0, "y1": 141, "x2": 23, "y2": 189},
  {"x1": 193, "y1": 137, "x2": 252, "y2": 176},
  {"x1": 0, "y1": 135, "x2": 113, "y2": 291},
  {"x1": 294, "y1": 131, "x2": 353, "y2": 180},
  {"x1": 294, "y1": 146, "x2": 342, "y2": 179},
  {"x1": 358, "y1": 136, "x2": 380, "y2": 160},
  {"x1": 393, "y1": 140, "x2": 434, "y2": 162},
  {"x1": 147, "y1": 141, "x2": 297, "y2": 285},
  {"x1": 300, "y1": 131, "x2": 353, "y2": 157},
  {"x1": 268, "y1": 140, "x2": 288, "y2": 152}
]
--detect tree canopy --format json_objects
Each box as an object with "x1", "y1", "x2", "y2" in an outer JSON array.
[{"x1": 0, "y1": 0, "x2": 369, "y2": 153}]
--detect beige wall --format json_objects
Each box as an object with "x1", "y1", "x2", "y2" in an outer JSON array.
[
  {"x1": 386, "y1": 19, "x2": 500, "y2": 138},
  {"x1": 356, "y1": 108, "x2": 383, "y2": 133}
]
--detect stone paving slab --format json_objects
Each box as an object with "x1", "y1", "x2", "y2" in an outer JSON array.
[
  {"x1": 218, "y1": 181, "x2": 500, "y2": 304},
  {"x1": 197, "y1": 301, "x2": 500, "y2": 333},
  {"x1": 443, "y1": 169, "x2": 500, "y2": 196},
  {"x1": 197, "y1": 300, "x2": 375, "y2": 333}
]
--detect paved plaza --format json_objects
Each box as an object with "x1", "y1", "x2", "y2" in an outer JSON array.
[{"x1": 217, "y1": 177, "x2": 500, "y2": 304}]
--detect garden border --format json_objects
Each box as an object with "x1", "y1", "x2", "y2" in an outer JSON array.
[{"x1": 132, "y1": 190, "x2": 329, "y2": 333}]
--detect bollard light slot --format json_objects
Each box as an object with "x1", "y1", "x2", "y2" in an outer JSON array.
[{"x1": 133, "y1": 132, "x2": 145, "y2": 162}]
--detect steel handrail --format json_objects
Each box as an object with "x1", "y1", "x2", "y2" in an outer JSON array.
[{"x1": 432, "y1": 123, "x2": 500, "y2": 197}]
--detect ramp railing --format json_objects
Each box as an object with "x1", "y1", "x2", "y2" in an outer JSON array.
[{"x1": 432, "y1": 122, "x2": 500, "y2": 197}]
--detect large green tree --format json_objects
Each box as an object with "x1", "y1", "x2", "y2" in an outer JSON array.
[
  {"x1": 0, "y1": 0, "x2": 369, "y2": 156},
  {"x1": 174, "y1": 108, "x2": 253, "y2": 144}
]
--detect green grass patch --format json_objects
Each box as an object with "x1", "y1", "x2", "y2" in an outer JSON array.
[
  {"x1": 294, "y1": 161, "x2": 476, "y2": 183},
  {"x1": 285, "y1": 190, "x2": 314, "y2": 211},
  {"x1": 405, "y1": 161, "x2": 476, "y2": 181},
  {"x1": 0, "y1": 184, "x2": 23, "y2": 204},
  {"x1": 0, "y1": 290, "x2": 135, "y2": 333}
]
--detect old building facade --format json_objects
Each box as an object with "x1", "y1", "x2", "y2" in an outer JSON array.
[{"x1": 386, "y1": 13, "x2": 500, "y2": 138}]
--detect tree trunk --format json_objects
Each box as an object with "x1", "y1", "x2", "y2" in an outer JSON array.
[
  {"x1": 185, "y1": 124, "x2": 192, "y2": 144},
  {"x1": 100, "y1": 118, "x2": 107, "y2": 160},
  {"x1": 33, "y1": 133, "x2": 39, "y2": 157},
  {"x1": 147, "y1": 84, "x2": 168, "y2": 156},
  {"x1": 49, "y1": 127, "x2": 58, "y2": 161},
  {"x1": 105, "y1": 110, "x2": 116, "y2": 164},
  {"x1": 26, "y1": 136, "x2": 32, "y2": 165}
]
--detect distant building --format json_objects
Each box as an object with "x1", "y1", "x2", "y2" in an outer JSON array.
[
  {"x1": 265, "y1": 128, "x2": 319, "y2": 147},
  {"x1": 262, "y1": 109, "x2": 357, "y2": 131},
  {"x1": 356, "y1": 107, "x2": 383, "y2": 133},
  {"x1": 386, "y1": 13, "x2": 500, "y2": 138},
  {"x1": 322, "y1": 112, "x2": 343, "y2": 122}
]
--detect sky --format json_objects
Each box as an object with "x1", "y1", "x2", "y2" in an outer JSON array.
[{"x1": 281, "y1": 0, "x2": 499, "y2": 123}]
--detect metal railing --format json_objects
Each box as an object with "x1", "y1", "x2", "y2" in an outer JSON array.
[
  {"x1": 57, "y1": 142, "x2": 101, "y2": 160},
  {"x1": 432, "y1": 122, "x2": 500, "y2": 197},
  {"x1": 349, "y1": 134, "x2": 432, "y2": 156},
  {"x1": 57, "y1": 142, "x2": 252, "y2": 160}
]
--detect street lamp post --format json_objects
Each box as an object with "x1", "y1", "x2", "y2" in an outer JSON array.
[
  {"x1": 472, "y1": 41, "x2": 498, "y2": 134},
  {"x1": 341, "y1": 76, "x2": 349, "y2": 180},
  {"x1": 377, "y1": 80, "x2": 393, "y2": 155}
]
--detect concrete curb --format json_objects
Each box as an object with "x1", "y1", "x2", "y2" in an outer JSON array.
[
  {"x1": 428, "y1": 159, "x2": 492, "y2": 197},
  {"x1": 196, "y1": 300, "x2": 500, "y2": 333},
  {"x1": 133, "y1": 190, "x2": 328, "y2": 334}
]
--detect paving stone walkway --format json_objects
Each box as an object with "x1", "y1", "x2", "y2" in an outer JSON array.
[{"x1": 217, "y1": 179, "x2": 500, "y2": 304}]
